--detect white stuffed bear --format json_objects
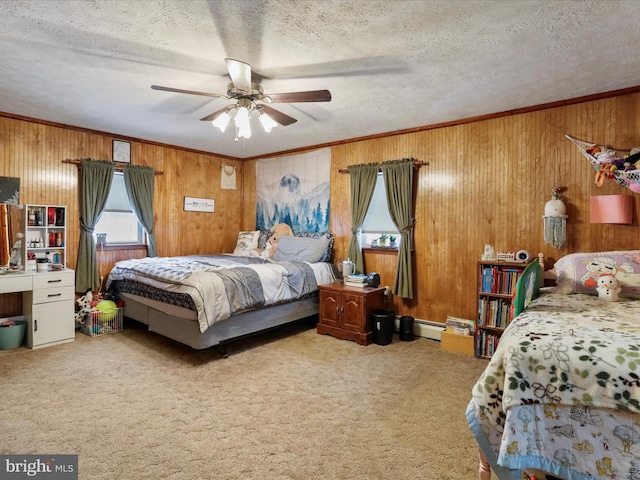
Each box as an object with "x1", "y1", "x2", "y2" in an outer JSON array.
[{"x1": 596, "y1": 274, "x2": 621, "y2": 302}]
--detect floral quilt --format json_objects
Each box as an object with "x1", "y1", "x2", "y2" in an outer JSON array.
[{"x1": 468, "y1": 292, "x2": 640, "y2": 479}]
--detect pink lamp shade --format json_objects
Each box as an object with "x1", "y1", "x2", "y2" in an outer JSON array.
[{"x1": 590, "y1": 195, "x2": 634, "y2": 224}]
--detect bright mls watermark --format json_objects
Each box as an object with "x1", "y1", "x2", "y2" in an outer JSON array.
[{"x1": 1, "y1": 455, "x2": 78, "y2": 479}]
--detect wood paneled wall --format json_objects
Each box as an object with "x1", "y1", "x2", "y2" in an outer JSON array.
[
  {"x1": 243, "y1": 93, "x2": 640, "y2": 324},
  {"x1": 0, "y1": 116, "x2": 243, "y2": 314},
  {"x1": 3, "y1": 90, "x2": 640, "y2": 325}
]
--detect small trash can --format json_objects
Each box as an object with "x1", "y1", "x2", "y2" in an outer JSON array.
[
  {"x1": 399, "y1": 316, "x2": 415, "y2": 341},
  {"x1": 371, "y1": 309, "x2": 395, "y2": 345},
  {"x1": 0, "y1": 320, "x2": 26, "y2": 350}
]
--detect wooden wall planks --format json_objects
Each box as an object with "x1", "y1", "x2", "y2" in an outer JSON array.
[{"x1": 3, "y1": 91, "x2": 640, "y2": 326}]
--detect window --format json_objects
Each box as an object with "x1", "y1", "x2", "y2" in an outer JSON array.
[
  {"x1": 94, "y1": 172, "x2": 144, "y2": 245},
  {"x1": 359, "y1": 172, "x2": 399, "y2": 247}
]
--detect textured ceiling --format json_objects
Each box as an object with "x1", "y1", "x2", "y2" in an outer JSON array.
[{"x1": 1, "y1": 0, "x2": 640, "y2": 159}]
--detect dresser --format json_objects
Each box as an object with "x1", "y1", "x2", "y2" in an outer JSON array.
[
  {"x1": 317, "y1": 282, "x2": 385, "y2": 345},
  {"x1": 0, "y1": 269, "x2": 75, "y2": 349}
]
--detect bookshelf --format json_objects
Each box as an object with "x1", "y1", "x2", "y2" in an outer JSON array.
[{"x1": 475, "y1": 260, "x2": 529, "y2": 358}]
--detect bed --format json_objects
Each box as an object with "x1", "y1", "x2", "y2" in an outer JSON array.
[
  {"x1": 105, "y1": 230, "x2": 337, "y2": 350},
  {"x1": 467, "y1": 250, "x2": 640, "y2": 480}
]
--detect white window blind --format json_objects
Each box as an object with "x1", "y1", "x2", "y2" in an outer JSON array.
[
  {"x1": 360, "y1": 173, "x2": 398, "y2": 234},
  {"x1": 104, "y1": 173, "x2": 132, "y2": 212}
]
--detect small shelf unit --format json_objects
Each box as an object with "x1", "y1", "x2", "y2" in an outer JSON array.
[
  {"x1": 24, "y1": 205, "x2": 67, "y2": 269},
  {"x1": 475, "y1": 260, "x2": 530, "y2": 358}
]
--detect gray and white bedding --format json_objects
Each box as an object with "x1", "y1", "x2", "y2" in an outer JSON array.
[{"x1": 106, "y1": 255, "x2": 336, "y2": 333}]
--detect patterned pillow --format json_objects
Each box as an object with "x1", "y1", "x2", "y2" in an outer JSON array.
[
  {"x1": 552, "y1": 250, "x2": 640, "y2": 295},
  {"x1": 232, "y1": 231, "x2": 260, "y2": 255}
]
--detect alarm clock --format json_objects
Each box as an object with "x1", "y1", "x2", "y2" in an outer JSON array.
[
  {"x1": 366, "y1": 272, "x2": 381, "y2": 288},
  {"x1": 516, "y1": 250, "x2": 530, "y2": 263}
]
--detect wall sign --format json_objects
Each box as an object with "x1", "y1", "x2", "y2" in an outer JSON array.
[{"x1": 183, "y1": 196, "x2": 214, "y2": 212}]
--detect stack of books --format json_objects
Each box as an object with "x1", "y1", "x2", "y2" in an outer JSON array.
[{"x1": 344, "y1": 274, "x2": 368, "y2": 288}]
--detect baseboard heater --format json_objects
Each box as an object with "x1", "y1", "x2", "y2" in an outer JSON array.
[{"x1": 394, "y1": 316, "x2": 445, "y2": 341}]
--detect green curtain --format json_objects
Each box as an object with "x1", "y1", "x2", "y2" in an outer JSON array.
[
  {"x1": 124, "y1": 165, "x2": 157, "y2": 257},
  {"x1": 347, "y1": 163, "x2": 379, "y2": 274},
  {"x1": 76, "y1": 159, "x2": 115, "y2": 293},
  {"x1": 381, "y1": 158, "x2": 415, "y2": 299}
]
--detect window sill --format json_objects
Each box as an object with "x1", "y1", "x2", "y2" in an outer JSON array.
[
  {"x1": 362, "y1": 246, "x2": 399, "y2": 254},
  {"x1": 98, "y1": 244, "x2": 147, "y2": 252}
]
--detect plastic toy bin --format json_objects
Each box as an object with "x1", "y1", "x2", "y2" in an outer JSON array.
[{"x1": 0, "y1": 319, "x2": 26, "y2": 350}]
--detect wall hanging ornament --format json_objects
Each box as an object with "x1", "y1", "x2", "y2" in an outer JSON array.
[{"x1": 543, "y1": 186, "x2": 568, "y2": 249}]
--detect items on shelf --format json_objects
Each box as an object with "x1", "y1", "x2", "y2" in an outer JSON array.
[{"x1": 475, "y1": 260, "x2": 529, "y2": 358}]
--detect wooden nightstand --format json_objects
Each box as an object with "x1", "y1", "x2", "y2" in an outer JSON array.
[{"x1": 317, "y1": 282, "x2": 386, "y2": 345}]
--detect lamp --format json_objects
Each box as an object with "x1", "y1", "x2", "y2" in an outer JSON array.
[
  {"x1": 210, "y1": 97, "x2": 279, "y2": 139},
  {"x1": 235, "y1": 105, "x2": 251, "y2": 139},
  {"x1": 259, "y1": 111, "x2": 278, "y2": 133},
  {"x1": 590, "y1": 195, "x2": 633, "y2": 224},
  {"x1": 211, "y1": 111, "x2": 231, "y2": 132}
]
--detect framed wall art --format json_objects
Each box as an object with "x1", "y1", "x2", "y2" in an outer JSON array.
[{"x1": 113, "y1": 140, "x2": 131, "y2": 163}]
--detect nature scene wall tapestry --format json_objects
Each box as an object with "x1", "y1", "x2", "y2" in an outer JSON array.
[{"x1": 256, "y1": 148, "x2": 330, "y2": 232}]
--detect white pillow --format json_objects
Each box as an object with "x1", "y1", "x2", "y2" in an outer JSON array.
[{"x1": 232, "y1": 230, "x2": 260, "y2": 255}]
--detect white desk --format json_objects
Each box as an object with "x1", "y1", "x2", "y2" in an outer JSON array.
[{"x1": 0, "y1": 269, "x2": 75, "y2": 349}]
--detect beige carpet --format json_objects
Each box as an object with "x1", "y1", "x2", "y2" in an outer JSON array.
[{"x1": 0, "y1": 319, "x2": 489, "y2": 479}]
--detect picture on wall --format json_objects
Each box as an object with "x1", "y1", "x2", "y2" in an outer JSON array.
[
  {"x1": 256, "y1": 148, "x2": 330, "y2": 232},
  {"x1": 0, "y1": 176, "x2": 20, "y2": 204}
]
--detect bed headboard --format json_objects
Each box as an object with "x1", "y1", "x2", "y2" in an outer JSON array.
[{"x1": 512, "y1": 258, "x2": 542, "y2": 318}]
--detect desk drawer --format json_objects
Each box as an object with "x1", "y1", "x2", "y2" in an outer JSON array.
[
  {"x1": 32, "y1": 271, "x2": 74, "y2": 290},
  {"x1": 32, "y1": 286, "x2": 75, "y2": 304},
  {"x1": 0, "y1": 274, "x2": 32, "y2": 293}
]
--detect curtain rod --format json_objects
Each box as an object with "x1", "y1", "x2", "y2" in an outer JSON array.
[
  {"x1": 62, "y1": 159, "x2": 164, "y2": 175},
  {"x1": 338, "y1": 160, "x2": 428, "y2": 174}
]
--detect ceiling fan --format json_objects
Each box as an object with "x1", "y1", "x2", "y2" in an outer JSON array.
[{"x1": 151, "y1": 58, "x2": 331, "y2": 139}]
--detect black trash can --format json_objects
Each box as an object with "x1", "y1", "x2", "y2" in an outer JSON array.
[
  {"x1": 371, "y1": 309, "x2": 395, "y2": 345},
  {"x1": 399, "y1": 316, "x2": 415, "y2": 341}
]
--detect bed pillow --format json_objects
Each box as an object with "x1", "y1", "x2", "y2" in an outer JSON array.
[
  {"x1": 232, "y1": 230, "x2": 260, "y2": 255},
  {"x1": 294, "y1": 231, "x2": 334, "y2": 262},
  {"x1": 552, "y1": 250, "x2": 640, "y2": 295},
  {"x1": 272, "y1": 235, "x2": 331, "y2": 263}
]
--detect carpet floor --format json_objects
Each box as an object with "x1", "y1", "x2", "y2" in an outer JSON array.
[{"x1": 0, "y1": 319, "x2": 489, "y2": 479}]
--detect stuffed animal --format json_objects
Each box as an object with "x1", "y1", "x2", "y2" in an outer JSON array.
[
  {"x1": 596, "y1": 274, "x2": 621, "y2": 302},
  {"x1": 75, "y1": 288, "x2": 94, "y2": 324},
  {"x1": 252, "y1": 223, "x2": 294, "y2": 258}
]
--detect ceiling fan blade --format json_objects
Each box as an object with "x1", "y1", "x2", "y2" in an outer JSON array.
[
  {"x1": 200, "y1": 106, "x2": 234, "y2": 122},
  {"x1": 259, "y1": 105, "x2": 297, "y2": 126},
  {"x1": 225, "y1": 58, "x2": 252, "y2": 94},
  {"x1": 267, "y1": 90, "x2": 331, "y2": 103},
  {"x1": 151, "y1": 85, "x2": 228, "y2": 99}
]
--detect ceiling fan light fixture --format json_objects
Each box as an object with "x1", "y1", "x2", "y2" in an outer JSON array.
[
  {"x1": 259, "y1": 112, "x2": 278, "y2": 133},
  {"x1": 235, "y1": 106, "x2": 252, "y2": 139},
  {"x1": 211, "y1": 111, "x2": 231, "y2": 132}
]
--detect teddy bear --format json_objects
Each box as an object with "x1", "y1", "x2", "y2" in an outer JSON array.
[
  {"x1": 251, "y1": 223, "x2": 294, "y2": 258},
  {"x1": 596, "y1": 274, "x2": 621, "y2": 302}
]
